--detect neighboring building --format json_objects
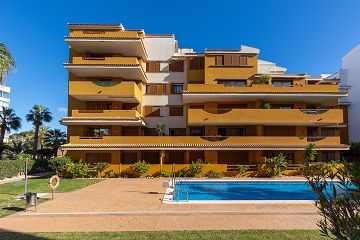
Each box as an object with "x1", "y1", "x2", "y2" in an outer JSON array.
[
  {"x1": 338, "y1": 44, "x2": 360, "y2": 143},
  {"x1": 0, "y1": 81, "x2": 11, "y2": 143},
  {"x1": 61, "y1": 23, "x2": 349, "y2": 172}
]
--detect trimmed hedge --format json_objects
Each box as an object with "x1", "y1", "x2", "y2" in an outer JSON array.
[{"x1": 0, "y1": 158, "x2": 35, "y2": 179}]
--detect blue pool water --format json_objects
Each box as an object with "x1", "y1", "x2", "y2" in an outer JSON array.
[{"x1": 173, "y1": 181, "x2": 345, "y2": 201}]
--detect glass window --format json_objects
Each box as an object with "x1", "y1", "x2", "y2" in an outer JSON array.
[
  {"x1": 217, "y1": 80, "x2": 246, "y2": 86},
  {"x1": 171, "y1": 84, "x2": 183, "y2": 94},
  {"x1": 190, "y1": 127, "x2": 204, "y2": 136},
  {"x1": 272, "y1": 80, "x2": 292, "y2": 87},
  {"x1": 87, "y1": 128, "x2": 112, "y2": 137}
]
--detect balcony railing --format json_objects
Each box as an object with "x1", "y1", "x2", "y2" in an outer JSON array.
[
  {"x1": 71, "y1": 56, "x2": 141, "y2": 65},
  {"x1": 187, "y1": 108, "x2": 343, "y2": 125}
]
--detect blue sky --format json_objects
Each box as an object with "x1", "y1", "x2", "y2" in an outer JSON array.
[{"x1": 1, "y1": 0, "x2": 360, "y2": 133}]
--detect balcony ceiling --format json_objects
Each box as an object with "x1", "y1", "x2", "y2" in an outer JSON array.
[
  {"x1": 64, "y1": 65, "x2": 147, "y2": 82},
  {"x1": 61, "y1": 118, "x2": 145, "y2": 126},
  {"x1": 65, "y1": 38, "x2": 147, "y2": 59},
  {"x1": 70, "y1": 95, "x2": 139, "y2": 103},
  {"x1": 182, "y1": 93, "x2": 346, "y2": 104}
]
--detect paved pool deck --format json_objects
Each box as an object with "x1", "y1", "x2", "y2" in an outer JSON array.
[{"x1": 0, "y1": 178, "x2": 321, "y2": 232}]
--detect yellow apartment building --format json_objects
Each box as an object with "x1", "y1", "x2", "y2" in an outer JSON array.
[{"x1": 61, "y1": 23, "x2": 349, "y2": 173}]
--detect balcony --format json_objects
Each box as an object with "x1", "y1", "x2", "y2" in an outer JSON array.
[
  {"x1": 63, "y1": 136, "x2": 347, "y2": 151},
  {"x1": 64, "y1": 57, "x2": 147, "y2": 82},
  {"x1": 183, "y1": 84, "x2": 348, "y2": 103},
  {"x1": 61, "y1": 110, "x2": 144, "y2": 126},
  {"x1": 188, "y1": 109, "x2": 344, "y2": 126},
  {"x1": 69, "y1": 81, "x2": 141, "y2": 102}
]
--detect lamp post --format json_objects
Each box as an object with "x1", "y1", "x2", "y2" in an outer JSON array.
[{"x1": 24, "y1": 158, "x2": 28, "y2": 194}]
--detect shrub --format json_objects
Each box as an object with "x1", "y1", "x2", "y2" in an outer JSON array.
[
  {"x1": 153, "y1": 169, "x2": 172, "y2": 177},
  {"x1": 31, "y1": 158, "x2": 51, "y2": 173},
  {"x1": 205, "y1": 170, "x2": 223, "y2": 179},
  {"x1": 104, "y1": 169, "x2": 117, "y2": 178},
  {"x1": 262, "y1": 103, "x2": 271, "y2": 109},
  {"x1": 266, "y1": 153, "x2": 288, "y2": 177},
  {"x1": 236, "y1": 165, "x2": 249, "y2": 175},
  {"x1": 48, "y1": 156, "x2": 72, "y2": 176},
  {"x1": 0, "y1": 154, "x2": 35, "y2": 179},
  {"x1": 66, "y1": 162, "x2": 89, "y2": 178},
  {"x1": 252, "y1": 75, "x2": 271, "y2": 85},
  {"x1": 176, "y1": 168, "x2": 188, "y2": 177},
  {"x1": 132, "y1": 160, "x2": 150, "y2": 177},
  {"x1": 306, "y1": 161, "x2": 360, "y2": 239},
  {"x1": 95, "y1": 162, "x2": 110, "y2": 178},
  {"x1": 187, "y1": 159, "x2": 205, "y2": 177}
]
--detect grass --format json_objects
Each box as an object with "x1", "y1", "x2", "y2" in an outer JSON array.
[
  {"x1": 0, "y1": 177, "x2": 102, "y2": 218},
  {"x1": 0, "y1": 230, "x2": 328, "y2": 240}
]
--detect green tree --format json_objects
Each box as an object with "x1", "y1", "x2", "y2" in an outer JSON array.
[
  {"x1": 306, "y1": 161, "x2": 360, "y2": 239},
  {"x1": 0, "y1": 107, "x2": 21, "y2": 158},
  {"x1": 155, "y1": 122, "x2": 166, "y2": 136},
  {"x1": 0, "y1": 43, "x2": 16, "y2": 85},
  {"x1": 25, "y1": 105, "x2": 52, "y2": 155},
  {"x1": 44, "y1": 129, "x2": 67, "y2": 156}
]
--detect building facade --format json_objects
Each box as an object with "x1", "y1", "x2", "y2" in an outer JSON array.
[
  {"x1": 61, "y1": 24, "x2": 349, "y2": 173},
  {"x1": 338, "y1": 43, "x2": 360, "y2": 143},
  {"x1": 0, "y1": 80, "x2": 11, "y2": 143}
]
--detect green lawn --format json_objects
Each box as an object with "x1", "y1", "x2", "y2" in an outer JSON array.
[
  {"x1": 0, "y1": 177, "x2": 102, "y2": 218},
  {"x1": 0, "y1": 230, "x2": 328, "y2": 240}
]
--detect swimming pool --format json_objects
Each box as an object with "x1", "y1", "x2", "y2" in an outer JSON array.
[{"x1": 169, "y1": 180, "x2": 345, "y2": 203}]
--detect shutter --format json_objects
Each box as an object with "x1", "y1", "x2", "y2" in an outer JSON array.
[
  {"x1": 232, "y1": 55, "x2": 240, "y2": 66},
  {"x1": 169, "y1": 61, "x2": 184, "y2": 72},
  {"x1": 224, "y1": 55, "x2": 232, "y2": 65},
  {"x1": 155, "y1": 62, "x2": 160, "y2": 72},
  {"x1": 143, "y1": 106, "x2": 152, "y2": 116},
  {"x1": 165, "y1": 84, "x2": 172, "y2": 94},
  {"x1": 150, "y1": 84, "x2": 157, "y2": 94},
  {"x1": 157, "y1": 84, "x2": 165, "y2": 94},
  {"x1": 240, "y1": 56, "x2": 247, "y2": 66},
  {"x1": 169, "y1": 106, "x2": 184, "y2": 116},
  {"x1": 215, "y1": 56, "x2": 223, "y2": 66}
]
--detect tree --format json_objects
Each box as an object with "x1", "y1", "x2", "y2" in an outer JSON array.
[
  {"x1": 0, "y1": 43, "x2": 16, "y2": 85},
  {"x1": 306, "y1": 161, "x2": 360, "y2": 239},
  {"x1": 44, "y1": 129, "x2": 67, "y2": 156},
  {"x1": 25, "y1": 105, "x2": 52, "y2": 155},
  {"x1": 38, "y1": 125, "x2": 50, "y2": 149},
  {"x1": 155, "y1": 122, "x2": 166, "y2": 136},
  {"x1": 0, "y1": 107, "x2": 21, "y2": 158}
]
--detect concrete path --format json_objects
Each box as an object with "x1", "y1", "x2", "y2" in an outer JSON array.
[{"x1": 0, "y1": 178, "x2": 321, "y2": 232}]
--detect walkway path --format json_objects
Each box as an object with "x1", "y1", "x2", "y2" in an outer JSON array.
[{"x1": 0, "y1": 178, "x2": 321, "y2": 232}]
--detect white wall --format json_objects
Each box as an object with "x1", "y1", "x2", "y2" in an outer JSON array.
[
  {"x1": 142, "y1": 36, "x2": 186, "y2": 133},
  {"x1": 143, "y1": 37, "x2": 175, "y2": 61},
  {"x1": 342, "y1": 43, "x2": 360, "y2": 142}
]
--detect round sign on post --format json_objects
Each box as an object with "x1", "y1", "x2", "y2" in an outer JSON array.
[{"x1": 48, "y1": 175, "x2": 60, "y2": 200}]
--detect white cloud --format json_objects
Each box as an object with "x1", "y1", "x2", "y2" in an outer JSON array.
[{"x1": 57, "y1": 107, "x2": 67, "y2": 113}]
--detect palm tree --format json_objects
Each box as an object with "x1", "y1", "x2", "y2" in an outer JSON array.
[
  {"x1": 0, "y1": 43, "x2": 16, "y2": 85},
  {"x1": 10, "y1": 139, "x2": 27, "y2": 155},
  {"x1": 25, "y1": 105, "x2": 52, "y2": 155},
  {"x1": 38, "y1": 125, "x2": 50, "y2": 148},
  {"x1": 155, "y1": 122, "x2": 166, "y2": 136},
  {"x1": 0, "y1": 107, "x2": 21, "y2": 158},
  {"x1": 44, "y1": 129, "x2": 67, "y2": 155}
]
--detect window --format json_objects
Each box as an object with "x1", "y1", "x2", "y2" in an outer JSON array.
[
  {"x1": 144, "y1": 128, "x2": 158, "y2": 136},
  {"x1": 156, "y1": 84, "x2": 166, "y2": 94},
  {"x1": 146, "y1": 61, "x2": 160, "y2": 72},
  {"x1": 86, "y1": 153, "x2": 111, "y2": 163},
  {"x1": 86, "y1": 128, "x2": 112, "y2": 137},
  {"x1": 215, "y1": 55, "x2": 247, "y2": 66},
  {"x1": 171, "y1": 84, "x2": 183, "y2": 94},
  {"x1": 272, "y1": 104, "x2": 294, "y2": 109},
  {"x1": 272, "y1": 80, "x2": 292, "y2": 87},
  {"x1": 322, "y1": 151, "x2": 335, "y2": 162},
  {"x1": 218, "y1": 128, "x2": 245, "y2": 136},
  {"x1": 169, "y1": 128, "x2": 186, "y2": 136},
  {"x1": 145, "y1": 85, "x2": 151, "y2": 94},
  {"x1": 321, "y1": 128, "x2": 335, "y2": 137},
  {"x1": 169, "y1": 106, "x2": 183, "y2": 116},
  {"x1": 189, "y1": 57, "x2": 204, "y2": 70},
  {"x1": 144, "y1": 106, "x2": 161, "y2": 117},
  {"x1": 169, "y1": 60, "x2": 184, "y2": 72},
  {"x1": 190, "y1": 127, "x2": 204, "y2": 136},
  {"x1": 217, "y1": 80, "x2": 246, "y2": 86}
]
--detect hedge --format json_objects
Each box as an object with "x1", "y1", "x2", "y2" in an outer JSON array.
[{"x1": 0, "y1": 155, "x2": 35, "y2": 179}]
